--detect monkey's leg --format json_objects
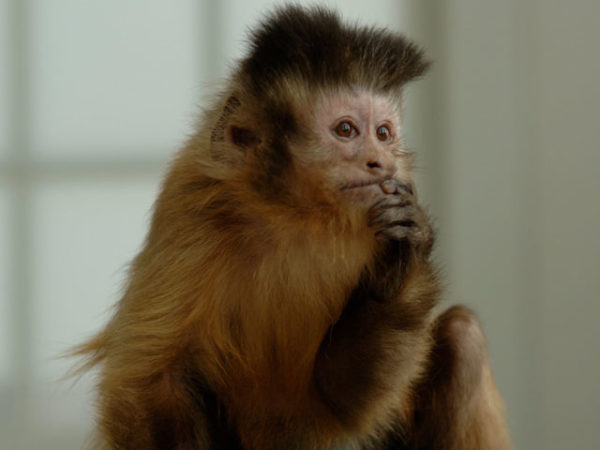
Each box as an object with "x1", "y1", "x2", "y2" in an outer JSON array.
[
  {"x1": 409, "y1": 306, "x2": 513, "y2": 450},
  {"x1": 95, "y1": 360, "x2": 243, "y2": 450}
]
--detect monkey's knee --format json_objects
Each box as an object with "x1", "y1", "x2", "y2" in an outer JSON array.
[
  {"x1": 435, "y1": 306, "x2": 486, "y2": 354},
  {"x1": 413, "y1": 308, "x2": 511, "y2": 449},
  {"x1": 430, "y1": 306, "x2": 489, "y2": 396}
]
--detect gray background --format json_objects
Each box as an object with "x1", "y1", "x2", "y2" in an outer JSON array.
[{"x1": 1, "y1": 1, "x2": 598, "y2": 448}]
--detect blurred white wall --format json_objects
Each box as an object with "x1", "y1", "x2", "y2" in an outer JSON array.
[
  {"x1": 405, "y1": 2, "x2": 600, "y2": 449},
  {"x1": 0, "y1": 1, "x2": 599, "y2": 449}
]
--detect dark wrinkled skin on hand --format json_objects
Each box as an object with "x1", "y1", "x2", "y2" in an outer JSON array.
[
  {"x1": 360, "y1": 179, "x2": 435, "y2": 303},
  {"x1": 370, "y1": 179, "x2": 433, "y2": 256}
]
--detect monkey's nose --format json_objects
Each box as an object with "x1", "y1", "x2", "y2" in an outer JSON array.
[
  {"x1": 367, "y1": 160, "x2": 382, "y2": 170},
  {"x1": 365, "y1": 158, "x2": 394, "y2": 178}
]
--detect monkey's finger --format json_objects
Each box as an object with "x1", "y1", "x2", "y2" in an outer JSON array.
[
  {"x1": 368, "y1": 197, "x2": 412, "y2": 221},
  {"x1": 376, "y1": 224, "x2": 414, "y2": 241},
  {"x1": 377, "y1": 223, "x2": 430, "y2": 244},
  {"x1": 371, "y1": 205, "x2": 418, "y2": 227},
  {"x1": 380, "y1": 179, "x2": 399, "y2": 194},
  {"x1": 379, "y1": 179, "x2": 414, "y2": 196},
  {"x1": 378, "y1": 198, "x2": 411, "y2": 209},
  {"x1": 396, "y1": 182, "x2": 414, "y2": 196}
]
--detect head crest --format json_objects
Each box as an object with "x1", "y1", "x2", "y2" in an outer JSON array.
[{"x1": 240, "y1": 5, "x2": 429, "y2": 95}]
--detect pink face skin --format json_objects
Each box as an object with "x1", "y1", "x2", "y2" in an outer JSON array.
[{"x1": 308, "y1": 90, "x2": 409, "y2": 206}]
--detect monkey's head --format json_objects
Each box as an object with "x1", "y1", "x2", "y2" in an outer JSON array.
[{"x1": 206, "y1": 6, "x2": 429, "y2": 221}]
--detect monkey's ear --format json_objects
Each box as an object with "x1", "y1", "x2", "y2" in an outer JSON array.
[
  {"x1": 210, "y1": 94, "x2": 261, "y2": 152},
  {"x1": 227, "y1": 124, "x2": 261, "y2": 149}
]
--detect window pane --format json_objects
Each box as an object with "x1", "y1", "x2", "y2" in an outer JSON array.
[
  {"x1": 31, "y1": 177, "x2": 160, "y2": 385},
  {"x1": 0, "y1": 187, "x2": 9, "y2": 385},
  {"x1": 29, "y1": 176, "x2": 161, "y2": 441},
  {"x1": 0, "y1": 0, "x2": 10, "y2": 156},
  {"x1": 29, "y1": 0, "x2": 202, "y2": 159},
  {"x1": 326, "y1": 0, "x2": 404, "y2": 28},
  {"x1": 0, "y1": 185, "x2": 16, "y2": 447}
]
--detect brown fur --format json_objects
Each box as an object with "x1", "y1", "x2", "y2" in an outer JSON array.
[{"x1": 73, "y1": 6, "x2": 511, "y2": 450}]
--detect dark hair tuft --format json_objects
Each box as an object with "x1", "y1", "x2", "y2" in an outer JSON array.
[{"x1": 239, "y1": 5, "x2": 429, "y2": 95}]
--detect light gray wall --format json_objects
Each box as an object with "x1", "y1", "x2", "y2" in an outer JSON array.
[
  {"x1": 405, "y1": 2, "x2": 600, "y2": 449},
  {"x1": 531, "y1": 2, "x2": 600, "y2": 448}
]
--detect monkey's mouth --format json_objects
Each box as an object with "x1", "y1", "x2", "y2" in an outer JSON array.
[
  {"x1": 339, "y1": 181, "x2": 386, "y2": 205},
  {"x1": 340, "y1": 181, "x2": 382, "y2": 191}
]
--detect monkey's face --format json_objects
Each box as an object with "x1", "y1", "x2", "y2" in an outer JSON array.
[
  {"x1": 213, "y1": 87, "x2": 413, "y2": 220},
  {"x1": 297, "y1": 90, "x2": 412, "y2": 211}
]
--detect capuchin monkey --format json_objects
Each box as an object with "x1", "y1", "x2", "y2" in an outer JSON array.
[{"x1": 74, "y1": 6, "x2": 512, "y2": 449}]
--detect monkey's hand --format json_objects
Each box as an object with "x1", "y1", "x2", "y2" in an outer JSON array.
[
  {"x1": 370, "y1": 180, "x2": 434, "y2": 257},
  {"x1": 314, "y1": 181, "x2": 440, "y2": 436},
  {"x1": 364, "y1": 180, "x2": 435, "y2": 302}
]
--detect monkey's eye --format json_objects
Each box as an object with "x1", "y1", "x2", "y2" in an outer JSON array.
[
  {"x1": 334, "y1": 121, "x2": 357, "y2": 139},
  {"x1": 376, "y1": 125, "x2": 392, "y2": 142}
]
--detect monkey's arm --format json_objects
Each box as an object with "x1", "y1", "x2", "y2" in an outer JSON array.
[
  {"x1": 313, "y1": 184, "x2": 512, "y2": 449},
  {"x1": 314, "y1": 183, "x2": 439, "y2": 431},
  {"x1": 93, "y1": 353, "x2": 244, "y2": 450}
]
